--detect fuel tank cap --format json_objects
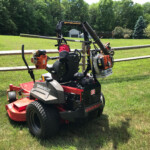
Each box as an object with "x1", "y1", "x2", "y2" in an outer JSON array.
[{"x1": 46, "y1": 77, "x2": 53, "y2": 82}]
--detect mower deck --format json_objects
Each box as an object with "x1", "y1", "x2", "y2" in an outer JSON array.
[
  {"x1": 6, "y1": 81, "x2": 39, "y2": 121},
  {"x1": 6, "y1": 98, "x2": 34, "y2": 121}
]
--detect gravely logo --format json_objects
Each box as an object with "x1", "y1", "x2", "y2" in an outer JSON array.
[{"x1": 37, "y1": 84, "x2": 50, "y2": 93}]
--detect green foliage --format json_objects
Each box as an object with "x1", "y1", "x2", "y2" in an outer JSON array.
[
  {"x1": 61, "y1": 0, "x2": 89, "y2": 35},
  {"x1": 143, "y1": 2, "x2": 150, "y2": 14},
  {"x1": 0, "y1": 0, "x2": 61, "y2": 35},
  {"x1": 0, "y1": 0, "x2": 17, "y2": 34},
  {"x1": 112, "y1": 27, "x2": 133, "y2": 39},
  {"x1": 144, "y1": 24, "x2": 150, "y2": 38},
  {"x1": 144, "y1": 13, "x2": 150, "y2": 25},
  {"x1": 89, "y1": 3, "x2": 98, "y2": 29},
  {"x1": 113, "y1": 0, "x2": 143, "y2": 30},
  {"x1": 62, "y1": 0, "x2": 89, "y2": 22},
  {"x1": 89, "y1": 0, "x2": 143, "y2": 33},
  {"x1": 112, "y1": 27, "x2": 124, "y2": 38},
  {"x1": 143, "y1": 2, "x2": 150, "y2": 25},
  {"x1": 0, "y1": 0, "x2": 148, "y2": 36},
  {"x1": 123, "y1": 28, "x2": 133, "y2": 39},
  {"x1": 95, "y1": 0, "x2": 115, "y2": 32},
  {"x1": 133, "y1": 16, "x2": 146, "y2": 39}
]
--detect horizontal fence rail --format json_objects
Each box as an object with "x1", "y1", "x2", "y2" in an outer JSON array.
[
  {"x1": 112, "y1": 45, "x2": 150, "y2": 51},
  {"x1": 0, "y1": 49, "x2": 60, "y2": 56},
  {"x1": 0, "y1": 66, "x2": 37, "y2": 71},
  {"x1": 0, "y1": 45, "x2": 150, "y2": 56},
  {"x1": 114, "y1": 55, "x2": 150, "y2": 62},
  {"x1": 0, "y1": 49, "x2": 82, "y2": 56}
]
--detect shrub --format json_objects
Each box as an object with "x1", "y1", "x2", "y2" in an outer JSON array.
[
  {"x1": 144, "y1": 24, "x2": 150, "y2": 38},
  {"x1": 112, "y1": 27, "x2": 124, "y2": 38},
  {"x1": 112, "y1": 27, "x2": 133, "y2": 39},
  {"x1": 123, "y1": 28, "x2": 133, "y2": 39}
]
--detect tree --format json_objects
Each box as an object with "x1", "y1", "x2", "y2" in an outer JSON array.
[
  {"x1": 89, "y1": 3, "x2": 98, "y2": 29},
  {"x1": 143, "y1": 2, "x2": 150, "y2": 25},
  {"x1": 0, "y1": 0, "x2": 62, "y2": 35},
  {"x1": 0, "y1": 0, "x2": 17, "y2": 34},
  {"x1": 144, "y1": 24, "x2": 150, "y2": 38},
  {"x1": 95, "y1": 0, "x2": 115, "y2": 32},
  {"x1": 133, "y1": 16, "x2": 146, "y2": 39},
  {"x1": 8, "y1": 0, "x2": 38, "y2": 34},
  {"x1": 113, "y1": 0, "x2": 143, "y2": 30},
  {"x1": 62, "y1": 0, "x2": 89, "y2": 22},
  {"x1": 33, "y1": 0, "x2": 54, "y2": 35},
  {"x1": 143, "y1": 2, "x2": 150, "y2": 14},
  {"x1": 0, "y1": 0, "x2": 147, "y2": 36},
  {"x1": 61, "y1": 0, "x2": 89, "y2": 36},
  {"x1": 131, "y1": 3, "x2": 143, "y2": 29}
]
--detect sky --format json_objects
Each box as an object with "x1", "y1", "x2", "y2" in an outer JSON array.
[{"x1": 84, "y1": 0, "x2": 150, "y2": 5}]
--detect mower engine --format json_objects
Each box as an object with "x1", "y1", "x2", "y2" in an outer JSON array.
[{"x1": 31, "y1": 50, "x2": 47, "y2": 69}]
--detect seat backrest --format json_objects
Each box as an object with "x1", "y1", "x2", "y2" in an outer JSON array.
[{"x1": 51, "y1": 52, "x2": 80, "y2": 83}]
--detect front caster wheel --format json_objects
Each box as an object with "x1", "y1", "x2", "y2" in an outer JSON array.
[
  {"x1": 8, "y1": 91, "x2": 17, "y2": 103},
  {"x1": 26, "y1": 101, "x2": 60, "y2": 139},
  {"x1": 97, "y1": 93, "x2": 105, "y2": 117}
]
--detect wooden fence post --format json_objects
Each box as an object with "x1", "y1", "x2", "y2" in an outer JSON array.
[{"x1": 82, "y1": 43, "x2": 86, "y2": 72}]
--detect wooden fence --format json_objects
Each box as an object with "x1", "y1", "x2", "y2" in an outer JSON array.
[{"x1": 0, "y1": 45, "x2": 150, "y2": 72}]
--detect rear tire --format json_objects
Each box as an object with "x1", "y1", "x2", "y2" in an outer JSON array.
[
  {"x1": 26, "y1": 101, "x2": 60, "y2": 139},
  {"x1": 97, "y1": 93, "x2": 105, "y2": 117}
]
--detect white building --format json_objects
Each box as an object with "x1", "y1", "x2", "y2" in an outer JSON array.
[{"x1": 69, "y1": 29, "x2": 80, "y2": 38}]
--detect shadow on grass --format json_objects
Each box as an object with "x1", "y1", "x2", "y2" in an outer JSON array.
[
  {"x1": 6, "y1": 108, "x2": 131, "y2": 149},
  {"x1": 39, "y1": 115, "x2": 131, "y2": 150},
  {"x1": 0, "y1": 90, "x2": 6, "y2": 98},
  {"x1": 7, "y1": 115, "x2": 28, "y2": 130},
  {"x1": 101, "y1": 74, "x2": 150, "y2": 85}
]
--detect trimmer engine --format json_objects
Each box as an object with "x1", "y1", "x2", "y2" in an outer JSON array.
[{"x1": 31, "y1": 50, "x2": 47, "y2": 69}]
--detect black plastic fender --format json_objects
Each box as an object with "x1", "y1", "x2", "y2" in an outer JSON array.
[{"x1": 30, "y1": 80, "x2": 65, "y2": 104}]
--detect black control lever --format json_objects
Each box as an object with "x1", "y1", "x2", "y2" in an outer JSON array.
[{"x1": 22, "y1": 45, "x2": 35, "y2": 83}]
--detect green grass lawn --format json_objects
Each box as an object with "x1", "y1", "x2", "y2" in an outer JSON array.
[{"x1": 0, "y1": 36, "x2": 150, "y2": 150}]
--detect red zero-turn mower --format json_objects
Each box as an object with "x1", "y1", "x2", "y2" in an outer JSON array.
[{"x1": 5, "y1": 21, "x2": 114, "y2": 138}]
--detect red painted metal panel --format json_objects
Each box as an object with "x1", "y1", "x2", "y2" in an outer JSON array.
[
  {"x1": 5, "y1": 98, "x2": 34, "y2": 121},
  {"x1": 62, "y1": 85, "x2": 83, "y2": 95}
]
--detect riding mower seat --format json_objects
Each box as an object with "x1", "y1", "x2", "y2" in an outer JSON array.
[{"x1": 46, "y1": 51, "x2": 80, "y2": 83}]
